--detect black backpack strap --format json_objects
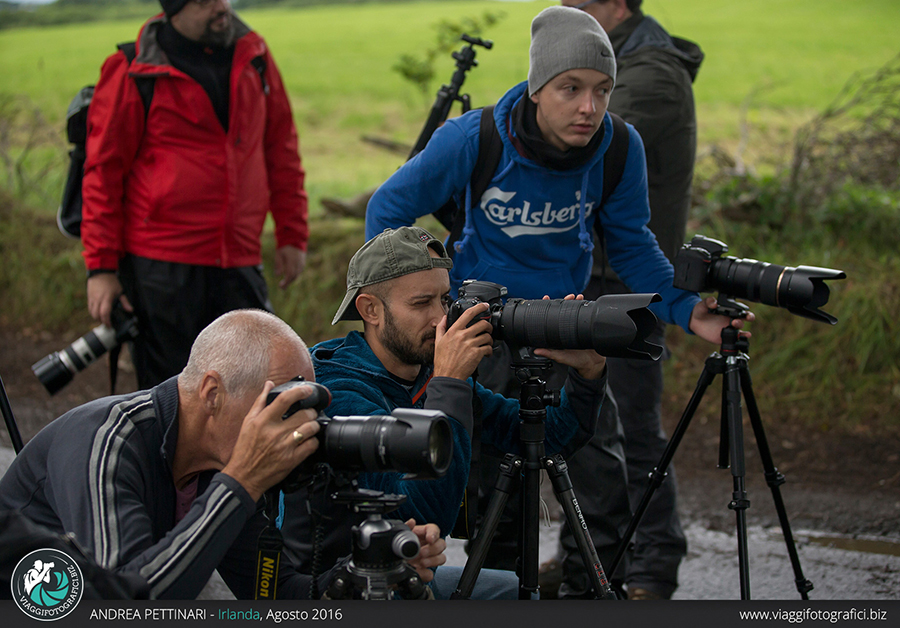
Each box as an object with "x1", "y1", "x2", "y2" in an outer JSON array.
[
  {"x1": 117, "y1": 42, "x2": 155, "y2": 120},
  {"x1": 250, "y1": 55, "x2": 269, "y2": 95},
  {"x1": 444, "y1": 105, "x2": 503, "y2": 257},
  {"x1": 593, "y1": 111, "x2": 632, "y2": 290},
  {"x1": 600, "y1": 112, "x2": 629, "y2": 208}
]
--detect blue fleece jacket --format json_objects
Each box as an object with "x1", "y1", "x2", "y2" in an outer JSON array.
[
  {"x1": 311, "y1": 331, "x2": 602, "y2": 532},
  {"x1": 366, "y1": 81, "x2": 700, "y2": 331},
  {"x1": 278, "y1": 331, "x2": 605, "y2": 572}
]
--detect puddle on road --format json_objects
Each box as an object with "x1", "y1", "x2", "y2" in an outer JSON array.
[
  {"x1": 770, "y1": 531, "x2": 900, "y2": 557},
  {"x1": 802, "y1": 535, "x2": 900, "y2": 556}
]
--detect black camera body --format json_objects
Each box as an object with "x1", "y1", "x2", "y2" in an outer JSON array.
[
  {"x1": 447, "y1": 280, "x2": 663, "y2": 360},
  {"x1": 674, "y1": 235, "x2": 846, "y2": 324},
  {"x1": 265, "y1": 379, "x2": 453, "y2": 493},
  {"x1": 32, "y1": 301, "x2": 139, "y2": 395},
  {"x1": 446, "y1": 281, "x2": 506, "y2": 340}
]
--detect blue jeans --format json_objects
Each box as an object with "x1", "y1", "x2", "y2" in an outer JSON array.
[{"x1": 430, "y1": 566, "x2": 536, "y2": 600}]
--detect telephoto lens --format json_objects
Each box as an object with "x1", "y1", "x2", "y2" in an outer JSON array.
[
  {"x1": 31, "y1": 303, "x2": 139, "y2": 395},
  {"x1": 674, "y1": 235, "x2": 846, "y2": 324},
  {"x1": 499, "y1": 294, "x2": 663, "y2": 360},
  {"x1": 447, "y1": 280, "x2": 663, "y2": 360},
  {"x1": 266, "y1": 380, "x2": 453, "y2": 492}
]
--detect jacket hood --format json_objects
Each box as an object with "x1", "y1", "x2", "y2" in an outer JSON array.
[
  {"x1": 311, "y1": 332, "x2": 432, "y2": 405},
  {"x1": 132, "y1": 13, "x2": 260, "y2": 72},
  {"x1": 613, "y1": 12, "x2": 704, "y2": 82}
]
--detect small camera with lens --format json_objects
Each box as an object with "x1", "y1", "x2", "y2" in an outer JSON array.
[
  {"x1": 674, "y1": 235, "x2": 846, "y2": 324},
  {"x1": 32, "y1": 301, "x2": 139, "y2": 395}
]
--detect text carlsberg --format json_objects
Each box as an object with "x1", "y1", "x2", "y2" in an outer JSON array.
[{"x1": 479, "y1": 188, "x2": 596, "y2": 238}]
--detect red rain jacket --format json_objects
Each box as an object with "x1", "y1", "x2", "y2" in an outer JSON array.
[{"x1": 82, "y1": 14, "x2": 308, "y2": 271}]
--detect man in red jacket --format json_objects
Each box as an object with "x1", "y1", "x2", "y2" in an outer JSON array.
[{"x1": 82, "y1": 0, "x2": 308, "y2": 388}]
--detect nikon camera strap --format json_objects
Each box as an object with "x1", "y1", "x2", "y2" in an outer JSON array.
[{"x1": 254, "y1": 491, "x2": 284, "y2": 600}]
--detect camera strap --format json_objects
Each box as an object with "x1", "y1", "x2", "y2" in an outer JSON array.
[
  {"x1": 107, "y1": 345, "x2": 121, "y2": 396},
  {"x1": 254, "y1": 493, "x2": 283, "y2": 600}
]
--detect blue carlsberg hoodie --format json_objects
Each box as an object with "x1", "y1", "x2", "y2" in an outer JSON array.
[{"x1": 366, "y1": 81, "x2": 700, "y2": 331}]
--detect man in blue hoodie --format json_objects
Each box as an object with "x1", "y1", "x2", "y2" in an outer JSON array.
[
  {"x1": 548, "y1": 0, "x2": 705, "y2": 601},
  {"x1": 365, "y1": 5, "x2": 750, "y2": 598},
  {"x1": 279, "y1": 226, "x2": 608, "y2": 599}
]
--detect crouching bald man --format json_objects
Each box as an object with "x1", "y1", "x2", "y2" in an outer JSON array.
[
  {"x1": 0, "y1": 309, "x2": 444, "y2": 599},
  {"x1": 280, "y1": 227, "x2": 608, "y2": 599}
]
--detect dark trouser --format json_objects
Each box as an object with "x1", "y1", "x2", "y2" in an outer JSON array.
[
  {"x1": 555, "y1": 277, "x2": 686, "y2": 599},
  {"x1": 558, "y1": 324, "x2": 686, "y2": 598},
  {"x1": 118, "y1": 255, "x2": 272, "y2": 389}
]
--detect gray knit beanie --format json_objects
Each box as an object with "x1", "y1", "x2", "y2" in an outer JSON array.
[{"x1": 528, "y1": 6, "x2": 617, "y2": 96}]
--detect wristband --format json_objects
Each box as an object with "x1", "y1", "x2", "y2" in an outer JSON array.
[{"x1": 86, "y1": 268, "x2": 116, "y2": 279}]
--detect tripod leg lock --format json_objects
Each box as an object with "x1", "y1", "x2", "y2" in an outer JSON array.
[
  {"x1": 728, "y1": 497, "x2": 751, "y2": 511},
  {"x1": 764, "y1": 469, "x2": 786, "y2": 487},
  {"x1": 796, "y1": 578, "x2": 815, "y2": 596},
  {"x1": 648, "y1": 467, "x2": 669, "y2": 488}
]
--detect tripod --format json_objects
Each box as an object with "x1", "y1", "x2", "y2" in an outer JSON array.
[
  {"x1": 1, "y1": 374, "x2": 24, "y2": 454},
  {"x1": 451, "y1": 351, "x2": 615, "y2": 600},
  {"x1": 607, "y1": 297, "x2": 814, "y2": 600},
  {"x1": 408, "y1": 34, "x2": 492, "y2": 159},
  {"x1": 323, "y1": 489, "x2": 432, "y2": 601}
]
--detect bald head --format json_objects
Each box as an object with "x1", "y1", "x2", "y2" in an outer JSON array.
[{"x1": 180, "y1": 309, "x2": 310, "y2": 399}]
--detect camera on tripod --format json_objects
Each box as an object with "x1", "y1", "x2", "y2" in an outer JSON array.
[
  {"x1": 674, "y1": 235, "x2": 846, "y2": 324},
  {"x1": 447, "y1": 280, "x2": 664, "y2": 360},
  {"x1": 265, "y1": 379, "x2": 453, "y2": 493},
  {"x1": 266, "y1": 380, "x2": 452, "y2": 600},
  {"x1": 31, "y1": 301, "x2": 138, "y2": 395}
]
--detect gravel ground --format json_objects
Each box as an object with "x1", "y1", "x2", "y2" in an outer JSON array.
[{"x1": 2, "y1": 326, "x2": 898, "y2": 600}]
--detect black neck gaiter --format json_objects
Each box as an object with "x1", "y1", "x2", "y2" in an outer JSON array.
[
  {"x1": 511, "y1": 95, "x2": 604, "y2": 171},
  {"x1": 158, "y1": 22, "x2": 234, "y2": 131}
]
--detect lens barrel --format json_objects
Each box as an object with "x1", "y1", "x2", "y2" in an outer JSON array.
[
  {"x1": 32, "y1": 324, "x2": 119, "y2": 395},
  {"x1": 497, "y1": 294, "x2": 664, "y2": 360},
  {"x1": 267, "y1": 380, "x2": 453, "y2": 490},
  {"x1": 317, "y1": 409, "x2": 452, "y2": 479},
  {"x1": 708, "y1": 257, "x2": 847, "y2": 325}
]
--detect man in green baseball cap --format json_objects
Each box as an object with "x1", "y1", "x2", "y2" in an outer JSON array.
[{"x1": 280, "y1": 226, "x2": 608, "y2": 598}]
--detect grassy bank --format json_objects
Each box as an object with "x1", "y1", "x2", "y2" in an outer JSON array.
[
  {"x1": 2, "y1": 1, "x2": 899, "y2": 208},
  {"x1": 0, "y1": 0, "x2": 897, "y2": 431}
]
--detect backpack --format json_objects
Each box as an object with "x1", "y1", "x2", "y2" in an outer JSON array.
[
  {"x1": 58, "y1": 43, "x2": 151, "y2": 239},
  {"x1": 58, "y1": 42, "x2": 268, "y2": 239},
  {"x1": 435, "y1": 107, "x2": 630, "y2": 257}
]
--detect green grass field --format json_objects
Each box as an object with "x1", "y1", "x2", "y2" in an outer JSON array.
[
  {"x1": 1, "y1": 0, "x2": 897, "y2": 429},
  {"x1": 1, "y1": 0, "x2": 898, "y2": 211}
]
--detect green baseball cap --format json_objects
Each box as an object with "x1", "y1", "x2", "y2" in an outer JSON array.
[{"x1": 332, "y1": 227, "x2": 453, "y2": 324}]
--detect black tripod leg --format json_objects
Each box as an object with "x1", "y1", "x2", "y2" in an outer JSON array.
[
  {"x1": 520, "y1": 454, "x2": 541, "y2": 599},
  {"x1": 740, "y1": 365, "x2": 814, "y2": 599},
  {"x1": 608, "y1": 355, "x2": 721, "y2": 576},
  {"x1": 545, "y1": 455, "x2": 616, "y2": 599},
  {"x1": 722, "y1": 357, "x2": 752, "y2": 600},
  {"x1": 451, "y1": 455, "x2": 520, "y2": 599}
]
